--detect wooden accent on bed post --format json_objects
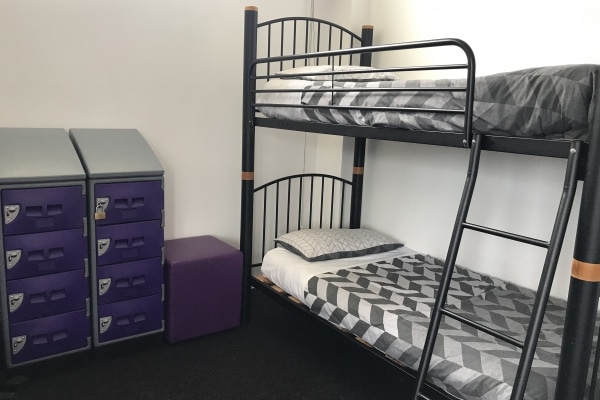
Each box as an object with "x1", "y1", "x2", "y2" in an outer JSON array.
[
  {"x1": 349, "y1": 25, "x2": 374, "y2": 229},
  {"x1": 554, "y1": 88, "x2": 600, "y2": 400},
  {"x1": 241, "y1": 5, "x2": 258, "y2": 324}
]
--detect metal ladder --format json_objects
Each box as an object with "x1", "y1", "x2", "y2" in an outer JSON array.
[{"x1": 412, "y1": 134, "x2": 582, "y2": 400}]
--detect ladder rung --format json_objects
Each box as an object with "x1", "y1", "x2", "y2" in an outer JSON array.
[
  {"x1": 462, "y1": 222, "x2": 549, "y2": 248},
  {"x1": 440, "y1": 308, "x2": 525, "y2": 349}
]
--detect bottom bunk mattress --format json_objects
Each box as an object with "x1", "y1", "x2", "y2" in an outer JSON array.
[{"x1": 261, "y1": 247, "x2": 599, "y2": 400}]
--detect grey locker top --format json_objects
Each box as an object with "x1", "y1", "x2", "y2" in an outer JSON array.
[
  {"x1": 69, "y1": 129, "x2": 163, "y2": 179},
  {"x1": 0, "y1": 128, "x2": 86, "y2": 184}
]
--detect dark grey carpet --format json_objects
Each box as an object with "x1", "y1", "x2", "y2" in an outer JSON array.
[{"x1": 11, "y1": 289, "x2": 412, "y2": 400}]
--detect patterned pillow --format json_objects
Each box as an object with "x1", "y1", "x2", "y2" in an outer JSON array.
[{"x1": 274, "y1": 228, "x2": 403, "y2": 262}]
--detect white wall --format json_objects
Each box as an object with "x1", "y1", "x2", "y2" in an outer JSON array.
[
  {"x1": 350, "y1": 0, "x2": 600, "y2": 299},
  {"x1": 0, "y1": 0, "x2": 323, "y2": 247}
]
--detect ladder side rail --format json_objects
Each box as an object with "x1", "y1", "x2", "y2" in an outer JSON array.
[
  {"x1": 510, "y1": 141, "x2": 582, "y2": 400},
  {"x1": 411, "y1": 135, "x2": 483, "y2": 400}
]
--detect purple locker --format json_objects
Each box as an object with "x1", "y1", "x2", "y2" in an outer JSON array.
[
  {"x1": 6, "y1": 270, "x2": 88, "y2": 323},
  {"x1": 96, "y1": 220, "x2": 163, "y2": 266},
  {"x1": 4, "y1": 228, "x2": 87, "y2": 280},
  {"x1": 97, "y1": 258, "x2": 162, "y2": 305},
  {"x1": 93, "y1": 181, "x2": 163, "y2": 226},
  {"x1": 2, "y1": 186, "x2": 85, "y2": 236},
  {"x1": 97, "y1": 294, "x2": 163, "y2": 343},
  {"x1": 9, "y1": 309, "x2": 89, "y2": 365}
]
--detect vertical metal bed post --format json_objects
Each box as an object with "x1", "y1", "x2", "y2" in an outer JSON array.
[
  {"x1": 349, "y1": 25, "x2": 373, "y2": 229},
  {"x1": 240, "y1": 5, "x2": 258, "y2": 324},
  {"x1": 554, "y1": 86, "x2": 600, "y2": 400}
]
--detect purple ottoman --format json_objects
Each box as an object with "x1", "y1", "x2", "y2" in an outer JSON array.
[{"x1": 164, "y1": 236, "x2": 242, "y2": 343}]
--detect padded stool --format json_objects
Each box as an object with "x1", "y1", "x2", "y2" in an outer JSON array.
[{"x1": 164, "y1": 235, "x2": 242, "y2": 343}]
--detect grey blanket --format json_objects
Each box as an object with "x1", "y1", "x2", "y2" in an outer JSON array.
[
  {"x1": 259, "y1": 65, "x2": 599, "y2": 141},
  {"x1": 304, "y1": 253, "x2": 599, "y2": 400}
]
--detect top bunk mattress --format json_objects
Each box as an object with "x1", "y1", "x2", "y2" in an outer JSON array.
[{"x1": 257, "y1": 64, "x2": 599, "y2": 141}]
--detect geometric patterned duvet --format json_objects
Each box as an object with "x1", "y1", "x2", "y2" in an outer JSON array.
[
  {"x1": 260, "y1": 64, "x2": 599, "y2": 142},
  {"x1": 304, "y1": 253, "x2": 599, "y2": 400}
]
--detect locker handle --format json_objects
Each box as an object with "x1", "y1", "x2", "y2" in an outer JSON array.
[
  {"x1": 26, "y1": 206, "x2": 43, "y2": 217},
  {"x1": 30, "y1": 289, "x2": 66, "y2": 304},
  {"x1": 114, "y1": 199, "x2": 129, "y2": 209},
  {"x1": 49, "y1": 289, "x2": 66, "y2": 301},
  {"x1": 30, "y1": 293, "x2": 47, "y2": 304},
  {"x1": 28, "y1": 250, "x2": 45, "y2": 261},
  {"x1": 115, "y1": 237, "x2": 145, "y2": 249},
  {"x1": 115, "y1": 239, "x2": 129, "y2": 249},
  {"x1": 32, "y1": 330, "x2": 67, "y2": 345},
  {"x1": 131, "y1": 198, "x2": 145, "y2": 208},
  {"x1": 132, "y1": 313, "x2": 146, "y2": 323},
  {"x1": 115, "y1": 313, "x2": 147, "y2": 326},
  {"x1": 132, "y1": 275, "x2": 146, "y2": 286},
  {"x1": 48, "y1": 247, "x2": 65, "y2": 259},
  {"x1": 32, "y1": 335, "x2": 49, "y2": 345},
  {"x1": 115, "y1": 276, "x2": 146, "y2": 289},
  {"x1": 52, "y1": 330, "x2": 67, "y2": 341},
  {"x1": 116, "y1": 278, "x2": 130, "y2": 288},
  {"x1": 47, "y1": 204, "x2": 63, "y2": 216},
  {"x1": 27, "y1": 248, "x2": 64, "y2": 261}
]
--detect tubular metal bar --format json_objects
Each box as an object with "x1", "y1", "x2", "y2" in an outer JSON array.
[
  {"x1": 461, "y1": 222, "x2": 549, "y2": 248},
  {"x1": 286, "y1": 180, "x2": 291, "y2": 232},
  {"x1": 254, "y1": 103, "x2": 465, "y2": 114},
  {"x1": 412, "y1": 135, "x2": 483, "y2": 400},
  {"x1": 297, "y1": 178, "x2": 303, "y2": 230},
  {"x1": 320, "y1": 176, "x2": 325, "y2": 228},
  {"x1": 347, "y1": 26, "x2": 373, "y2": 230},
  {"x1": 275, "y1": 182, "x2": 280, "y2": 239},
  {"x1": 510, "y1": 141, "x2": 581, "y2": 400},
  {"x1": 261, "y1": 188, "x2": 267, "y2": 258},
  {"x1": 255, "y1": 87, "x2": 467, "y2": 93},
  {"x1": 309, "y1": 177, "x2": 314, "y2": 228},
  {"x1": 241, "y1": 5, "x2": 258, "y2": 324},
  {"x1": 329, "y1": 179, "x2": 335, "y2": 228},
  {"x1": 440, "y1": 308, "x2": 524, "y2": 349},
  {"x1": 555, "y1": 71, "x2": 600, "y2": 400},
  {"x1": 253, "y1": 63, "x2": 469, "y2": 79}
]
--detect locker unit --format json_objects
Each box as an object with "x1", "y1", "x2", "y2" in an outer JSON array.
[
  {"x1": 69, "y1": 128, "x2": 165, "y2": 346},
  {"x1": 0, "y1": 128, "x2": 90, "y2": 367}
]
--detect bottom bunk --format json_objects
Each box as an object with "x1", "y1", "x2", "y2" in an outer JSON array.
[{"x1": 252, "y1": 234, "x2": 600, "y2": 400}]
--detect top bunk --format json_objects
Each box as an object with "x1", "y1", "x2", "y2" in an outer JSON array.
[{"x1": 242, "y1": 6, "x2": 600, "y2": 161}]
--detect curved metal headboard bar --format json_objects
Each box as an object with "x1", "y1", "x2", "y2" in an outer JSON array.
[
  {"x1": 257, "y1": 17, "x2": 363, "y2": 44},
  {"x1": 253, "y1": 173, "x2": 354, "y2": 262},
  {"x1": 254, "y1": 173, "x2": 352, "y2": 192}
]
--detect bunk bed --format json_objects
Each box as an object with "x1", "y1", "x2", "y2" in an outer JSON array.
[{"x1": 240, "y1": 6, "x2": 600, "y2": 400}]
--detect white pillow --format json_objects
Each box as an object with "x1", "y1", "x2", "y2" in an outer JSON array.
[
  {"x1": 275, "y1": 65, "x2": 397, "y2": 81},
  {"x1": 274, "y1": 228, "x2": 403, "y2": 262}
]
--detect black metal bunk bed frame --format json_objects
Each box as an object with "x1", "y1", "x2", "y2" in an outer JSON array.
[{"x1": 240, "y1": 6, "x2": 600, "y2": 400}]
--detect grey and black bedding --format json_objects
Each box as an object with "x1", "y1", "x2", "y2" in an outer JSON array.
[
  {"x1": 257, "y1": 64, "x2": 599, "y2": 141},
  {"x1": 301, "y1": 252, "x2": 598, "y2": 400}
]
